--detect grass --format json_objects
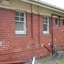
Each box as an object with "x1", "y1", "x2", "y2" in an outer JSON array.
[{"x1": 41, "y1": 59, "x2": 64, "y2": 64}]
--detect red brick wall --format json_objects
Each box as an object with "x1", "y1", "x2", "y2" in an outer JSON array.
[
  {"x1": 0, "y1": 8, "x2": 64, "y2": 62},
  {"x1": 53, "y1": 19, "x2": 64, "y2": 49}
]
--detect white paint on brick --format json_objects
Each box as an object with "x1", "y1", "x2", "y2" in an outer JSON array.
[
  {"x1": 41, "y1": 44, "x2": 44, "y2": 47},
  {"x1": 48, "y1": 43, "x2": 50, "y2": 46},
  {"x1": 27, "y1": 46, "x2": 30, "y2": 49}
]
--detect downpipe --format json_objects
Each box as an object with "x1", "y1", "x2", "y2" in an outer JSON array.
[{"x1": 32, "y1": 57, "x2": 36, "y2": 64}]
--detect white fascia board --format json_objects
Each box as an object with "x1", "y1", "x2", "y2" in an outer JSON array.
[{"x1": 21, "y1": 0, "x2": 64, "y2": 13}]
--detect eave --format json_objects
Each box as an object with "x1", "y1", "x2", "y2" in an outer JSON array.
[{"x1": 21, "y1": 0, "x2": 64, "y2": 13}]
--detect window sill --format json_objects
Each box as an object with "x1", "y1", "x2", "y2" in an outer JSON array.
[
  {"x1": 15, "y1": 34, "x2": 27, "y2": 36},
  {"x1": 55, "y1": 25, "x2": 59, "y2": 27},
  {"x1": 43, "y1": 32, "x2": 49, "y2": 35},
  {"x1": 43, "y1": 33, "x2": 51, "y2": 36},
  {"x1": 15, "y1": 31, "x2": 26, "y2": 34}
]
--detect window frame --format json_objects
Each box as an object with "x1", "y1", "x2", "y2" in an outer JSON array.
[
  {"x1": 15, "y1": 11, "x2": 26, "y2": 34},
  {"x1": 43, "y1": 16, "x2": 49, "y2": 34},
  {"x1": 63, "y1": 20, "x2": 64, "y2": 26},
  {"x1": 55, "y1": 18, "x2": 59, "y2": 26}
]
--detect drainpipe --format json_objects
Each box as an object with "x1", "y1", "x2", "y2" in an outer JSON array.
[
  {"x1": 31, "y1": 4, "x2": 35, "y2": 58},
  {"x1": 51, "y1": 14, "x2": 64, "y2": 55},
  {"x1": 51, "y1": 14, "x2": 54, "y2": 55},
  {"x1": 31, "y1": 4, "x2": 36, "y2": 64},
  {"x1": 38, "y1": 6, "x2": 41, "y2": 47},
  {"x1": 31, "y1": 4, "x2": 33, "y2": 39}
]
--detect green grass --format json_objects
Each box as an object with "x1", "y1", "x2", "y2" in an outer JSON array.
[{"x1": 41, "y1": 59, "x2": 64, "y2": 64}]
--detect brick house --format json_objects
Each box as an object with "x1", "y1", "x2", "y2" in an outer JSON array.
[{"x1": 0, "y1": 0, "x2": 64, "y2": 64}]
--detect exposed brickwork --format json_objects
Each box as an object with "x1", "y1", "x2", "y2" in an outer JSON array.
[
  {"x1": 0, "y1": 8, "x2": 64, "y2": 62},
  {"x1": 53, "y1": 19, "x2": 64, "y2": 49}
]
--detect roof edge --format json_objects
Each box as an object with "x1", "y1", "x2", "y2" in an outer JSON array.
[{"x1": 21, "y1": 0, "x2": 64, "y2": 13}]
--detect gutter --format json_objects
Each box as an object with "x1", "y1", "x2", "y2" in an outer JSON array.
[{"x1": 21, "y1": 0, "x2": 64, "y2": 13}]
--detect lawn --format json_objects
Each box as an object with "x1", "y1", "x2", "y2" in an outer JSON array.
[{"x1": 41, "y1": 59, "x2": 64, "y2": 64}]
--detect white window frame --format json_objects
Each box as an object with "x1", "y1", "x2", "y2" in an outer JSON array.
[
  {"x1": 63, "y1": 20, "x2": 64, "y2": 26},
  {"x1": 43, "y1": 16, "x2": 49, "y2": 34},
  {"x1": 15, "y1": 11, "x2": 26, "y2": 34},
  {"x1": 55, "y1": 18, "x2": 59, "y2": 26}
]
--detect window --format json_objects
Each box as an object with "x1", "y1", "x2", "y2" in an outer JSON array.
[
  {"x1": 55, "y1": 18, "x2": 59, "y2": 26},
  {"x1": 63, "y1": 20, "x2": 64, "y2": 25},
  {"x1": 15, "y1": 11, "x2": 26, "y2": 34},
  {"x1": 43, "y1": 16, "x2": 49, "y2": 34}
]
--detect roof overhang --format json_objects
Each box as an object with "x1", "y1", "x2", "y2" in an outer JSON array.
[{"x1": 21, "y1": 0, "x2": 64, "y2": 13}]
